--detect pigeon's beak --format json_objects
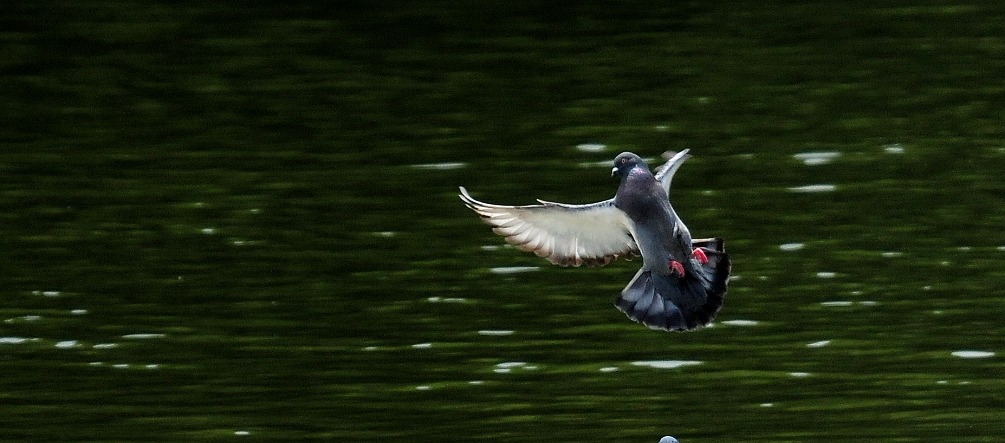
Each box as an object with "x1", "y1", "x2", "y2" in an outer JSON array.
[{"x1": 611, "y1": 166, "x2": 618, "y2": 177}]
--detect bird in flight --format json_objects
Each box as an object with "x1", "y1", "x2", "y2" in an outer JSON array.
[{"x1": 459, "y1": 150, "x2": 730, "y2": 332}]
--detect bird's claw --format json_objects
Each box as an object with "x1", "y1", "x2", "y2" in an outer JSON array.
[
  {"x1": 669, "y1": 260, "x2": 686, "y2": 277},
  {"x1": 692, "y1": 247, "x2": 708, "y2": 265}
]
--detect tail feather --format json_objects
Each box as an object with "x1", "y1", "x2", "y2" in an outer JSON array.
[{"x1": 615, "y1": 241, "x2": 730, "y2": 331}]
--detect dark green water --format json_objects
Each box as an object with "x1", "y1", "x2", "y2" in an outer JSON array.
[{"x1": 2, "y1": 2, "x2": 1004, "y2": 442}]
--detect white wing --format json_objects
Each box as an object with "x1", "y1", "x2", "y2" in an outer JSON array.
[
  {"x1": 654, "y1": 149, "x2": 691, "y2": 196},
  {"x1": 459, "y1": 187, "x2": 638, "y2": 267}
]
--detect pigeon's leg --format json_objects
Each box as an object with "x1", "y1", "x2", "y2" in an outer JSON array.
[
  {"x1": 692, "y1": 247, "x2": 708, "y2": 265},
  {"x1": 669, "y1": 260, "x2": 686, "y2": 277}
]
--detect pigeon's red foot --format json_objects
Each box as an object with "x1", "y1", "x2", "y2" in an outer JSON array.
[
  {"x1": 692, "y1": 247, "x2": 708, "y2": 265},
  {"x1": 669, "y1": 260, "x2": 686, "y2": 277}
]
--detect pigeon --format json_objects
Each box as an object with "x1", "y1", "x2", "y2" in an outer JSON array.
[{"x1": 459, "y1": 150, "x2": 730, "y2": 332}]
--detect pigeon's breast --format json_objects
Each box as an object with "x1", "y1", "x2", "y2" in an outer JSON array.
[
  {"x1": 615, "y1": 172, "x2": 680, "y2": 270},
  {"x1": 614, "y1": 172, "x2": 667, "y2": 221}
]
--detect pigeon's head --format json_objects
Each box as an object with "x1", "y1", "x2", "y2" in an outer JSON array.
[{"x1": 611, "y1": 152, "x2": 647, "y2": 178}]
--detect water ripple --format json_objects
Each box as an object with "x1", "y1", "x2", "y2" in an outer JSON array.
[
  {"x1": 951, "y1": 350, "x2": 994, "y2": 359},
  {"x1": 427, "y1": 297, "x2": 468, "y2": 303},
  {"x1": 410, "y1": 162, "x2": 467, "y2": 170},
  {"x1": 632, "y1": 360, "x2": 702, "y2": 369},
  {"x1": 489, "y1": 266, "x2": 540, "y2": 274},
  {"x1": 793, "y1": 151, "x2": 841, "y2": 165},
  {"x1": 789, "y1": 184, "x2": 837, "y2": 193},
  {"x1": 575, "y1": 143, "x2": 607, "y2": 152},
  {"x1": 477, "y1": 330, "x2": 514, "y2": 336},
  {"x1": 122, "y1": 333, "x2": 167, "y2": 340},
  {"x1": 883, "y1": 143, "x2": 905, "y2": 154}
]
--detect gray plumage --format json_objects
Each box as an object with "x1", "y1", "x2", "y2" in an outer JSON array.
[{"x1": 459, "y1": 150, "x2": 730, "y2": 332}]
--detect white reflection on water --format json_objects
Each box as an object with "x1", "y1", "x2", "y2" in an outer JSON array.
[
  {"x1": 951, "y1": 350, "x2": 994, "y2": 359},
  {"x1": 412, "y1": 343, "x2": 433, "y2": 349},
  {"x1": 820, "y1": 301, "x2": 878, "y2": 307},
  {"x1": 55, "y1": 340, "x2": 78, "y2": 349},
  {"x1": 599, "y1": 367, "x2": 618, "y2": 373},
  {"x1": 494, "y1": 361, "x2": 537, "y2": 373},
  {"x1": 721, "y1": 319, "x2": 759, "y2": 326},
  {"x1": 0, "y1": 336, "x2": 34, "y2": 344},
  {"x1": 90, "y1": 361, "x2": 160, "y2": 370},
  {"x1": 779, "y1": 242, "x2": 804, "y2": 251},
  {"x1": 410, "y1": 162, "x2": 467, "y2": 170},
  {"x1": 427, "y1": 296, "x2": 467, "y2": 303},
  {"x1": 632, "y1": 360, "x2": 702, "y2": 369},
  {"x1": 5, "y1": 315, "x2": 41, "y2": 323},
  {"x1": 806, "y1": 340, "x2": 831, "y2": 348},
  {"x1": 793, "y1": 151, "x2": 840, "y2": 165},
  {"x1": 489, "y1": 266, "x2": 540, "y2": 274},
  {"x1": 32, "y1": 290, "x2": 62, "y2": 297},
  {"x1": 477, "y1": 330, "x2": 514, "y2": 336},
  {"x1": 576, "y1": 143, "x2": 606, "y2": 152},
  {"x1": 788, "y1": 184, "x2": 836, "y2": 193},
  {"x1": 883, "y1": 143, "x2": 905, "y2": 154},
  {"x1": 122, "y1": 333, "x2": 167, "y2": 339},
  {"x1": 789, "y1": 372, "x2": 811, "y2": 377},
  {"x1": 816, "y1": 271, "x2": 837, "y2": 278}
]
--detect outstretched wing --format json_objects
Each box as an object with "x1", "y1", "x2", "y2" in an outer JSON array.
[
  {"x1": 653, "y1": 149, "x2": 691, "y2": 197},
  {"x1": 459, "y1": 187, "x2": 639, "y2": 267}
]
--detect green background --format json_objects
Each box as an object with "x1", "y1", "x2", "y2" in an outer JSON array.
[{"x1": 2, "y1": 2, "x2": 1003, "y2": 441}]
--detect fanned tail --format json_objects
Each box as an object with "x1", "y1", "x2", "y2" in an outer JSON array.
[{"x1": 615, "y1": 239, "x2": 730, "y2": 331}]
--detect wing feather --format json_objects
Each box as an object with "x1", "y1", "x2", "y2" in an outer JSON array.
[
  {"x1": 653, "y1": 149, "x2": 691, "y2": 196},
  {"x1": 459, "y1": 187, "x2": 639, "y2": 267}
]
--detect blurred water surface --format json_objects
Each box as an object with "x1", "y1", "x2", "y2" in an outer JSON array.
[{"x1": 2, "y1": 2, "x2": 1004, "y2": 442}]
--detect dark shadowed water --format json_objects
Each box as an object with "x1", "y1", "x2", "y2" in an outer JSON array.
[{"x1": 2, "y1": 2, "x2": 1004, "y2": 442}]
